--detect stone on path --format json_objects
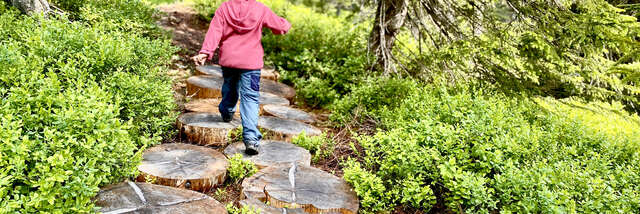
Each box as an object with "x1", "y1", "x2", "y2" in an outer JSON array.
[
  {"x1": 258, "y1": 116, "x2": 322, "y2": 141},
  {"x1": 262, "y1": 104, "x2": 315, "y2": 123},
  {"x1": 260, "y1": 79, "x2": 296, "y2": 100},
  {"x1": 137, "y1": 143, "x2": 229, "y2": 192},
  {"x1": 186, "y1": 76, "x2": 223, "y2": 99},
  {"x1": 242, "y1": 164, "x2": 359, "y2": 214},
  {"x1": 177, "y1": 112, "x2": 240, "y2": 146},
  {"x1": 224, "y1": 141, "x2": 311, "y2": 169},
  {"x1": 196, "y1": 65, "x2": 279, "y2": 81},
  {"x1": 94, "y1": 181, "x2": 227, "y2": 214}
]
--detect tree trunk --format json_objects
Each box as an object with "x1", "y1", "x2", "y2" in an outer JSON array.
[
  {"x1": 369, "y1": 0, "x2": 408, "y2": 74},
  {"x1": 10, "y1": 0, "x2": 49, "y2": 15}
]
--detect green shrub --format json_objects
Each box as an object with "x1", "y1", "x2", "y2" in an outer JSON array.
[
  {"x1": 330, "y1": 77, "x2": 417, "y2": 125},
  {"x1": 292, "y1": 132, "x2": 334, "y2": 162},
  {"x1": 228, "y1": 154, "x2": 258, "y2": 183},
  {"x1": 343, "y1": 86, "x2": 640, "y2": 213},
  {"x1": 226, "y1": 203, "x2": 261, "y2": 214},
  {"x1": 0, "y1": 1, "x2": 176, "y2": 212},
  {"x1": 0, "y1": 83, "x2": 142, "y2": 212}
]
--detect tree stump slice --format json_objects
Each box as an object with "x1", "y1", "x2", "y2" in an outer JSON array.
[
  {"x1": 196, "y1": 65, "x2": 278, "y2": 81},
  {"x1": 136, "y1": 143, "x2": 229, "y2": 192},
  {"x1": 258, "y1": 116, "x2": 322, "y2": 141},
  {"x1": 224, "y1": 141, "x2": 311, "y2": 169},
  {"x1": 184, "y1": 94, "x2": 287, "y2": 116},
  {"x1": 184, "y1": 99, "x2": 241, "y2": 117},
  {"x1": 260, "y1": 79, "x2": 296, "y2": 100},
  {"x1": 186, "y1": 76, "x2": 224, "y2": 99},
  {"x1": 177, "y1": 112, "x2": 241, "y2": 146},
  {"x1": 261, "y1": 68, "x2": 279, "y2": 81},
  {"x1": 239, "y1": 198, "x2": 306, "y2": 214},
  {"x1": 195, "y1": 65, "x2": 223, "y2": 78},
  {"x1": 260, "y1": 92, "x2": 290, "y2": 108},
  {"x1": 262, "y1": 104, "x2": 316, "y2": 123},
  {"x1": 242, "y1": 164, "x2": 359, "y2": 214},
  {"x1": 94, "y1": 181, "x2": 227, "y2": 214}
]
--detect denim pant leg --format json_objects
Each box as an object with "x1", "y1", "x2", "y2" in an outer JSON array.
[
  {"x1": 219, "y1": 68, "x2": 240, "y2": 117},
  {"x1": 238, "y1": 69, "x2": 263, "y2": 143}
]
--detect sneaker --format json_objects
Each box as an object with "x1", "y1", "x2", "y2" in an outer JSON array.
[
  {"x1": 244, "y1": 141, "x2": 259, "y2": 155},
  {"x1": 221, "y1": 113, "x2": 233, "y2": 122}
]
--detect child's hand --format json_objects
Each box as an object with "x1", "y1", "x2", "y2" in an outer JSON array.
[{"x1": 191, "y1": 54, "x2": 208, "y2": 66}]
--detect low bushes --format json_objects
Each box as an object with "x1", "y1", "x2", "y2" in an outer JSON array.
[
  {"x1": 341, "y1": 79, "x2": 640, "y2": 213},
  {"x1": 0, "y1": 1, "x2": 176, "y2": 212}
]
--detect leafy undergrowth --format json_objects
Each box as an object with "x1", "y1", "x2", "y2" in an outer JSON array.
[
  {"x1": 190, "y1": 0, "x2": 640, "y2": 213},
  {"x1": 0, "y1": 0, "x2": 177, "y2": 212},
  {"x1": 339, "y1": 79, "x2": 640, "y2": 213}
]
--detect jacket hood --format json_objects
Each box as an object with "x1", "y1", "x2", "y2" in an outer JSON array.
[{"x1": 222, "y1": 0, "x2": 264, "y2": 33}]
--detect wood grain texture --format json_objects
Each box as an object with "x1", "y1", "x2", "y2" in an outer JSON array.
[
  {"x1": 242, "y1": 164, "x2": 359, "y2": 214},
  {"x1": 195, "y1": 65, "x2": 223, "y2": 78},
  {"x1": 258, "y1": 116, "x2": 322, "y2": 141},
  {"x1": 195, "y1": 65, "x2": 279, "y2": 81},
  {"x1": 177, "y1": 112, "x2": 240, "y2": 146},
  {"x1": 184, "y1": 99, "x2": 241, "y2": 117},
  {"x1": 186, "y1": 76, "x2": 224, "y2": 99},
  {"x1": 260, "y1": 79, "x2": 296, "y2": 100},
  {"x1": 137, "y1": 143, "x2": 229, "y2": 192},
  {"x1": 224, "y1": 141, "x2": 311, "y2": 169},
  {"x1": 262, "y1": 104, "x2": 315, "y2": 123},
  {"x1": 94, "y1": 182, "x2": 227, "y2": 214}
]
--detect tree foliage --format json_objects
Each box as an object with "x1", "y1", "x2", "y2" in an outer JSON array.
[{"x1": 369, "y1": 0, "x2": 640, "y2": 112}]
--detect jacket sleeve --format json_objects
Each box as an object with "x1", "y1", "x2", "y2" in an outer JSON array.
[
  {"x1": 263, "y1": 7, "x2": 291, "y2": 35},
  {"x1": 199, "y1": 7, "x2": 226, "y2": 60}
]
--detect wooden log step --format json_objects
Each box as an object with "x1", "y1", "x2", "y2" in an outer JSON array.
[
  {"x1": 242, "y1": 163, "x2": 359, "y2": 214},
  {"x1": 258, "y1": 116, "x2": 321, "y2": 141},
  {"x1": 239, "y1": 198, "x2": 305, "y2": 214},
  {"x1": 260, "y1": 92, "x2": 290, "y2": 107},
  {"x1": 261, "y1": 68, "x2": 279, "y2": 81},
  {"x1": 136, "y1": 143, "x2": 229, "y2": 192},
  {"x1": 186, "y1": 76, "x2": 223, "y2": 99},
  {"x1": 177, "y1": 112, "x2": 240, "y2": 146},
  {"x1": 223, "y1": 141, "x2": 311, "y2": 169},
  {"x1": 184, "y1": 93, "x2": 287, "y2": 116},
  {"x1": 262, "y1": 104, "x2": 315, "y2": 123},
  {"x1": 184, "y1": 99, "x2": 241, "y2": 117},
  {"x1": 196, "y1": 65, "x2": 279, "y2": 81},
  {"x1": 260, "y1": 79, "x2": 296, "y2": 100},
  {"x1": 94, "y1": 181, "x2": 227, "y2": 214},
  {"x1": 195, "y1": 65, "x2": 223, "y2": 78}
]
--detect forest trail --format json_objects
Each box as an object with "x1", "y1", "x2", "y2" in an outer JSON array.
[{"x1": 93, "y1": 2, "x2": 360, "y2": 213}]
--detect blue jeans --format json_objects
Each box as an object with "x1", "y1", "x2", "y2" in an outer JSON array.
[{"x1": 219, "y1": 67, "x2": 263, "y2": 143}]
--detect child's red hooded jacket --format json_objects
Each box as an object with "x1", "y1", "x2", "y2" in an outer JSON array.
[{"x1": 199, "y1": 0, "x2": 291, "y2": 70}]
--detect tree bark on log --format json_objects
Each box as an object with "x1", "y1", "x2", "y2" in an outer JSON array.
[
  {"x1": 136, "y1": 143, "x2": 229, "y2": 192},
  {"x1": 369, "y1": 0, "x2": 408, "y2": 74},
  {"x1": 177, "y1": 112, "x2": 241, "y2": 146},
  {"x1": 9, "y1": 0, "x2": 50, "y2": 15}
]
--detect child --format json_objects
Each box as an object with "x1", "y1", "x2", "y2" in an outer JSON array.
[{"x1": 192, "y1": 0, "x2": 291, "y2": 155}]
